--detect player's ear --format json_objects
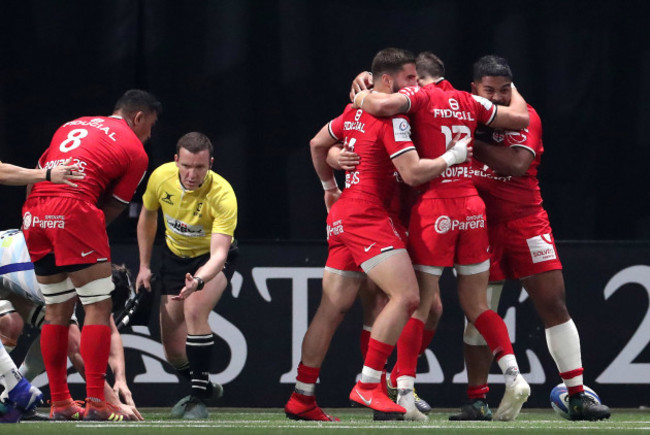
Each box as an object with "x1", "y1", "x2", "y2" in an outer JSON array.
[
  {"x1": 174, "y1": 154, "x2": 179, "y2": 163},
  {"x1": 210, "y1": 157, "x2": 214, "y2": 168},
  {"x1": 470, "y1": 82, "x2": 478, "y2": 93},
  {"x1": 132, "y1": 111, "x2": 145, "y2": 126}
]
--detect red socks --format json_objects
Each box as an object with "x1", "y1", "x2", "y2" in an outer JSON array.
[
  {"x1": 473, "y1": 310, "x2": 514, "y2": 360},
  {"x1": 391, "y1": 318, "x2": 424, "y2": 384},
  {"x1": 80, "y1": 324, "x2": 111, "y2": 400},
  {"x1": 41, "y1": 324, "x2": 71, "y2": 402}
]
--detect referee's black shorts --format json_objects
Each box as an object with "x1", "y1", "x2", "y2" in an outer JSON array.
[{"x1": 159, "y1": 241, "x2": 239, "y2": 296}]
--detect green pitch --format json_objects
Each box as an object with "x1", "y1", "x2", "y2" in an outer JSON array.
[{"x1": 2, "y1": 408, "x2": 649, "y2": 434}]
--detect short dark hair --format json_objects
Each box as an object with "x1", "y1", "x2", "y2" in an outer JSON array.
[
  {"x1": 176, "y1": 132, "x2": 213, "y2": 157},
  {"x1": 473, "y1": 55, "x2": 513, "y2": 82},
  {"x1": 114, "y1": 89, "x2": 162, "y2": 116},
  {"x1": 416, "y1": 51, "x2": 445, "y2": 80},
  {"x1": 371, "y1": 48, "x2": 416, "y2": 77}
]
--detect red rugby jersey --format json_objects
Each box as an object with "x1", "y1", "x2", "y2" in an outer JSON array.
[
  {"x1": 472, "y1": 105, "x2": 544, "y2": 222},
  {"x1": 328, "y1": 103, "x2": 416, "y2": 209},
  {"x1": 29, "y1": 116, "x2": 148, "y2": 205},
  {"x1": 401, "y1": 85, "x2": 497, "y2": 199}
]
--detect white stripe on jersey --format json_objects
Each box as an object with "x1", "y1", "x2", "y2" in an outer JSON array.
[{"x1": 0, "y1": 229, "x2": 44, "y2": 305}]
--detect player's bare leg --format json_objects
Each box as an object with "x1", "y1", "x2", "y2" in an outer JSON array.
[
  {"x1": 286, "y1": 270, "x2": 362, "y2": 422},
  {"x1": 523, "y1": 270, "x2": 610, "y2": 420},
  {"x1": 456, "y1": 269, "x2": 529, "y2": 421},
  {"x1": 450, "y1": 281, "x2": 503, "y2": 421},
  {"x1": 349, "y1": 250, "x2": 419, "y2": 416}
]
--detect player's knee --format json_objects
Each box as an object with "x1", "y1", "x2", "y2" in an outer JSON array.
[
  {"x1": 76, "y1": 276, "x2": 115, "y2": 305},
  {"x1": 40, "y1": 278, "x2": 75, "y2": 305},
  {"x1": 463, "y1": 321, "x2": 487, "y2": 346}
]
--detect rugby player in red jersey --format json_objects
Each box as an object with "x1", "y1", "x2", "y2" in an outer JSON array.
[
  {"x1": 449, "y1": 55, "x2": 610, "y2": 422},
  {"x1": 344, "y1": 51, "x2": 455, "y2": 416},
  {"x1": 21, "y1": 89, "x2": 161, "y2": 421},
  {"x1": 285, "y1": 48, "x2": 471, "y2": 422},
  {"x1": 354, "y1": 59, "x2": 532, "y2": 421}
]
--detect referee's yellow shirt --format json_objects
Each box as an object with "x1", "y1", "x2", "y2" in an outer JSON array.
[{"x1": 142, "y1": 162, "x2": 237, "y2": 258}]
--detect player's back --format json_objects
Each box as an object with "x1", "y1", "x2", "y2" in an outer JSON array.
[
  {"x1": 29, "y1": 116, "x2": 148, "y2": 204},
  {"x1": 402, "y1": 85, "x2": 496, "y2": 199},
  {"x1": 332, "y1": 104, "x2": 414, "y2": 209}
]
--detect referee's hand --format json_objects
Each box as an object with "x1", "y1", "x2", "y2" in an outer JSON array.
[{"x1": 172, "y1": 273, "x2": 198, "y2": 301}]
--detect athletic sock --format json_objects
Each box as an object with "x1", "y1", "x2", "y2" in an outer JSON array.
[
  {"x1": 468, "y1": 384, "x2": 489, "y2": 400},
  {"x1": 175, "y1": 361, "x2": 192, "y2": 382},
  {"x1": 419, "y1": 328, "x2": 436, "y2": 356},
  {"x1": 40, "y1": 324, "x2": 71, "y2": 402},
  {"x1": 80, "y1": 324, "x2": 111, "y2": 400},
  {"x1": 473, "y1": 310, "x2": 514, "y2": 361},
  {"x1": 186, "y1": 333, "x2": 214, "y2": 399},
  {"x1": 295, "y1": 362, "x2": 320, "y2": 397},
  {"x1": 545, "y1": 319, "x2": 584, "y2": 395},
  {"x1": 360, "y1": 338, "x2": 393, "y2": 386},
  {"x1": 0, "y1": 345, "x2": 21, "y2": 391},
  {"x1": 394, "y1": 318, "x2": 424, "y2": 382}
]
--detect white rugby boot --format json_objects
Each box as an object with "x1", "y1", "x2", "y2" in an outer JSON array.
[
  {"x1": 494, "y1": 367, "x2": 531, "y2": 421},
  {"x1": 396, "y1": 388, "x2": 428, "y2": 422}
]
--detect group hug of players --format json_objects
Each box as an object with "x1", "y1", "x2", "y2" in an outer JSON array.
[{"x1": 283, "y1": 48, "x2": 612, "y2": 422}]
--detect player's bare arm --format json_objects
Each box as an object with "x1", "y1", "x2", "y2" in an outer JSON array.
[
  {"x1": 173, "y1": 232, "x2": 232, "y2": 301},
  {"x1": 310, "y1": 123, "x2": 342, "y2": 211},
  {"x1": 392, "y1": 135, "x2": 472, "y2": 186},
  {"x1": 100, "y1": 197, "x2": 128, "y2": 226},
  {"x1": 352, "y1": 90, "x2": 410, "y2": 116},
  {"x1": 488, "y1": 85, "x2": 529, "y2": 130},
  {"x1": 136, "y1": 207, "x2": 159, "y2": 292},
  {"x1": 474, "y1": 140, "x2": 534, "y2": 176},
  {"x1": 0, "y1": 159, "x2": 84, "y2": 186}
]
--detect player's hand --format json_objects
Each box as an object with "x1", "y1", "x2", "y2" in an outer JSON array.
[
  {"x1": 441, "y1": 133, "x2": 472, "y2": 166},
  {"x1": 172, "y1": 273, "x2": 198, "y2": 301},
  {"x1": 50, "y1": 158, "x2": 85, "y2": 187},
  {"x1": 338, "y1": 148, "x2": 360, "y2": 171},
  {"x1": 113, "y1": 380, "x2": 135, "y2": 407},
  {"x1": 324, "y1": 189, "x2": 342, "y2": 212},
  {"x1": 349, "y1": 71, "x2": 374, "y2": 101},
  {"x1": 135, "y1": 267, "x2": 153, "y2": 293},
  {"x1": 119, "y1": 402, "x2": 144, "y2": 421}
]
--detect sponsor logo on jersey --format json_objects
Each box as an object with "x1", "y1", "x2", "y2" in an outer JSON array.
[
  {"x1": 22, "y1": 212, "x2": 65, "y2": 230},
  {"x1": 345, "y1": 171, "x2": 360, "y2": 188},
  {"x1": 161, "y1": 192, "x2": 174, "y2": 205},
  {"x1": 164, "y1": 214, "x2": 205, "y2": 237},
  {"x1": 392, "y1": 118, "x2": 411, "y2": 142},
  {"x1": 326, "y1": 220, "x2": 344, "y2": 239},
  {"x1": 526, "y1": 234, "x2": 557, "y2": 263},
  {"x1": 434, "y1": 214, "x2": 485, "y2": 234},
  {"x1": 432, "y1": 105, "x2": 476, "y2": 122},
  {"x1": 63, "y1": 118, "x2": 119, "y2": 141},
  {"x1": 343, "y1": 121, "x2": 366, "y2": 133},
  {"x1": 472, "y1": 165, "x2": 512, "y2": 182},
  {"x1": 505, "y1": 129, "x2": 527, "y2": 144}
]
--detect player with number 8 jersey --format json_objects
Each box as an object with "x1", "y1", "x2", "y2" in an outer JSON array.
[{"x1": 20, "y1": 90, "x2": 161, "y2": 421}]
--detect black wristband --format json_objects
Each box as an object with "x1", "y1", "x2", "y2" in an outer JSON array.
[
  {"x1": 194, "y1": 276, "x2": 205, "y2": 290},
  {"x1": 45, "y1": 168, "x2": 52, "y2": 182}
]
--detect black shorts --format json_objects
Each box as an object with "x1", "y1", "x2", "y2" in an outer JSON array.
[{"x1": 160, "y1": 241, "x2": 239, "y2": 296}]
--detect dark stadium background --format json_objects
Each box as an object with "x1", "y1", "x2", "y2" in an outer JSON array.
[{"x1": 1, "y1": 0, "x2": 648, "y2": 242}]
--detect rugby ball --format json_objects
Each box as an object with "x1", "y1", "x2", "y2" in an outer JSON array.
[{"x1": 550, "y1": 383, "x2": 601, "y2": 419}]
